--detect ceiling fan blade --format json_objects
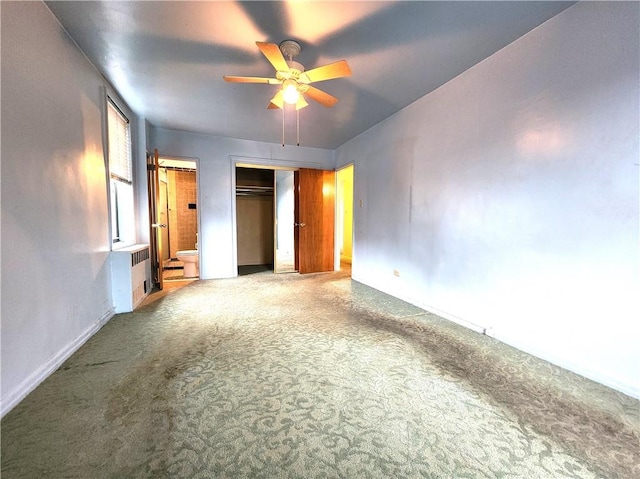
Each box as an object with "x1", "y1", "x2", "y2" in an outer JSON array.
[
  {"x1": 302, "y1": 60, "x2": 351, "y2": 83},
  {"x1": 224, "y1": 75, "x2": 281, "y2": 84},
  {"x1": 256, "y1": 42, "x2": 290, "y2": 72},
  {"x1": 304, "y1": 85, "x2": 339, "y2": 108},
  {"x1": 268, "y1": 90, "x2": 284, "y2": 109}
]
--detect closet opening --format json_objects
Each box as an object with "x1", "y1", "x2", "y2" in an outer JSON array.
[
  {"x1": 235, "y1": 167, "x2": 275, "y2": 275},
  {"x1": 235, "y1": 166, "x2": 298, "y2": 276}
]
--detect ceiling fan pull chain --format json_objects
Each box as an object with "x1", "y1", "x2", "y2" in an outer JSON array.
[
  {"x1": 297, "y1": 109, "x2": 300, "y2": 147},
  {"x1": 282, "y1": 104, "x2": 285, "y2": 147}
]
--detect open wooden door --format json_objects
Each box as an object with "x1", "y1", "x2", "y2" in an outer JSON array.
[
  {"x1": 295, "y1": 168, "x2": 335, "y2": 273},
  {"x1": 146, "y1": 149, "x2": 165, "y2": 289}
]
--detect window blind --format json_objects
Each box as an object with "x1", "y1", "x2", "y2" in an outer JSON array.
[{"x1": 107, "y1": 99, "x2": 132, "y2": 183}]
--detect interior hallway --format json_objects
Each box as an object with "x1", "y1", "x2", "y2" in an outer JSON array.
[{"x1": 2, "y1": 271, "x2": 638, "y2": 478}]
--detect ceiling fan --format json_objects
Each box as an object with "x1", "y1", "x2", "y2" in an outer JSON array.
[{"x1": 223, "y1": 40, "x2": 351, "y2": 111}]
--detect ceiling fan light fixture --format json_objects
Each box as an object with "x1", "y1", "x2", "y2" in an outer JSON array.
[
  {"x1": 282, "y1": 79, "x2": 300, "y2": 104},
  {"x1": 223, "y1": 40, "x2": 351, "y2": 145}
]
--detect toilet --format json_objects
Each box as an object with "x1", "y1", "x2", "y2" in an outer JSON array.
[{"x1": 176, "y1": 250, "x2": 199, "y2": 278}]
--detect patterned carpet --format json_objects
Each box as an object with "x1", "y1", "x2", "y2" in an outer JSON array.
[{"x1": 2, "y1": 270, "x2": 639, "y2": 478}]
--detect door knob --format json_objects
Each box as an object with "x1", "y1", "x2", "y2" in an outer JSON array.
[
  {"x1": 295, "y1": 222, "x2": 306, "y2": 227},
  {"x1": 152, "y1": 223, "x2": 167, "y2": 228}
]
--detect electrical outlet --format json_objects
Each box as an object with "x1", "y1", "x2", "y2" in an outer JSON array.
[{"x1": 393, "y1": 269, "x2": 400, "y2": 277}]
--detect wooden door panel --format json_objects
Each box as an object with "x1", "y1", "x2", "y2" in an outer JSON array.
[
  {"x1": 154, "y1": 149, "x2": 164, "y2": 290},
  {"x1": 297, "y1": 168, "x2": 335, "y2": 273},
  {"x1": 146, "y1": 149, "x2": 164, "y2": 290},
  {"x1": 294, "y1": 171, "x2": 300, "y2": 271}
]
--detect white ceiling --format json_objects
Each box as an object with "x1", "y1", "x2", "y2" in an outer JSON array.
[{"x1": 46, "y1": 1, "x2": 575, "y2": 149}]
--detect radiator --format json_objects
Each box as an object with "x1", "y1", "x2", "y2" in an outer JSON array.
[{"x1": 111, "y1": 244, "x2": 150, "y2": 313}]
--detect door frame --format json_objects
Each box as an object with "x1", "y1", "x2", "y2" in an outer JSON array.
[
  {"x1": 147, "y1": 150, "x2": 162, "y2": 289},
  {"x1": 229, "y1": 155, "x2": 327, "y2": 277},
  {"x1": 154, "y1": 154, "x2": 201, "y2": 284},
  {"x1": 334, "y1": 164, "x2": 355, "y2": 272}
]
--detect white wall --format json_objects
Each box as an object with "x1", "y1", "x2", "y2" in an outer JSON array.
[
  {"x1": 150, "y1": 127, "x2": 334, "y2": 278},
  {"x1": 336, "y1": 2, "x2": 639, "y2": 397},
  {"x1": 275, "y1": 171, "x2": 296, "y2": 261},
  {"x1": 1, "y1": 2, "x2": 146, "y2": 415}
]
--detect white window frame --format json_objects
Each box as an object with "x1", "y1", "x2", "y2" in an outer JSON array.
[{"x1": 106, "y1": 97, "x2": 136, "y2": 247}]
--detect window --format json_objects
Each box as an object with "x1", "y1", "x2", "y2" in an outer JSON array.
[{"x1": 107, "y1": 98, "x2": 135, "y2": 246}]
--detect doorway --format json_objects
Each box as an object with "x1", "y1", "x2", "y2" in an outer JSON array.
[
  {"x1": 233, "y1": 166, "x2": 302, "y2": 275},
  {"x1": 336, "y1": 165, "x2": 354, "y2": 273},
  {"x1": 236, "y1": 167, "x2": 276, "y2": 275},
  {"x1": 232, "y1": 159, "x2": 337, "y2": 276},
  {"x1": 158, "y1": 157, "x2": 199, "y2": 282}
]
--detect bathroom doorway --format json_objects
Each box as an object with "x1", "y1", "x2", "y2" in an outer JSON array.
[{"x1": 158, "y1": 157, "x2": 199, "y2": 282}]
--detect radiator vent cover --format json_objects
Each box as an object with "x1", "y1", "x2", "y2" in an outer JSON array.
[
  {"x1": 131, "y1": 247, "x2": 150, "y2": 267},
  {"x1": 111, "y1": 244, "x2": 150, "y2": 313}
]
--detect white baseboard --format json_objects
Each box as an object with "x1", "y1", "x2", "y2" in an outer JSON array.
[
  {"x1": 351, "y1": 274, "x2": 639, "y2": 400},
  {"x1": 408, "y1": 298, "x2": 486, "y2": 334},
  {"x1": 352, "y1": 274, "x2": 486, "y2": 334},
  {"x1": 487, "y1": 330, "x2": 640, "y2": 400},
  {"x1": 1, "y1": 308, "x2": 115, "y2": 418}
]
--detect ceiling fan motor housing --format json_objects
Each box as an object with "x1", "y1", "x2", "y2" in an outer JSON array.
[
  {"x1": 286, "y1": 60, "x2": 305, "y2": 74},
  {"x1": 280, "y1": 40, "x2": 304, "y2": 77},
  {"x1": 279, "y1": 39, "x2": 301, "y2": 60}
]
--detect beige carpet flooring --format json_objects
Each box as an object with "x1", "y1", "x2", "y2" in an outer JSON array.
[{"x1": 2, "y1": 270, "x2": 639, "y2": 478}]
